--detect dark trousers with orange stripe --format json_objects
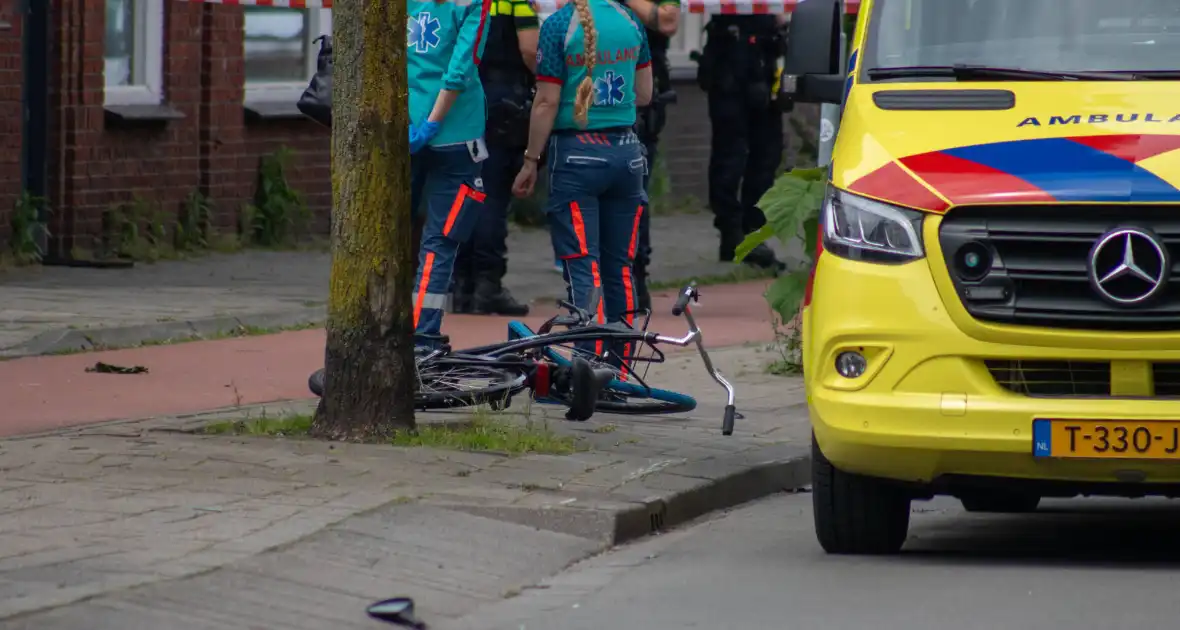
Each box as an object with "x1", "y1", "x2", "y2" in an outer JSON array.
[
  {"x1": 545, "y1": 129, "x2": 647, "y2": 360},
  {"x1": 410, "y1": 144, "x2": 485, "y2": 344}
]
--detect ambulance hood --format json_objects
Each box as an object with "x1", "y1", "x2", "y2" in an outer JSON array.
[{"x1": 830, "y1": 82, "x2": 1180, "y2": 212}]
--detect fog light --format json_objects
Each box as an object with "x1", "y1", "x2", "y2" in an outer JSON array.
[
  {"x1": 835, "y1": 351, "x2": 868, "y2": 379},
  {"x1": 954, "y1": 242, "x2": 993, "y2": 282}
]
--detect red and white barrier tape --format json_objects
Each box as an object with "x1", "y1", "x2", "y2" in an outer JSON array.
[
  {"x1": 178, "y1": 0, "x2": 861, "y2": 13},
  {"x1": 179, "y1": 0, "x2": 334, "y2": 6},
  {"x1": 531, "y1": 0, "x2": 860, "y2": 14}
]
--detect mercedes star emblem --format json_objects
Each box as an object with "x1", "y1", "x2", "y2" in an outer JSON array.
[{"x1": 1087, "y1": 228, "x2": 1170, "y2": 306}]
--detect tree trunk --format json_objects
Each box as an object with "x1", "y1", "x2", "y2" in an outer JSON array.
[{"x1": 311, "y1": 0, "x2": 416, "y2": 441}]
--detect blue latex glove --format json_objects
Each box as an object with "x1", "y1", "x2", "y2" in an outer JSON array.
[{"x1": 409, "y1": 121, "x2": 441, "y2": 154}]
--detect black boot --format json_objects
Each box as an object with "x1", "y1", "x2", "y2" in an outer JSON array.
[
  {"x1": 719, "y1": 229, "x2": 744, "y2": 262},
  {"x1": 451, "y1": 267, "x2": 475, "y2": 314},
  {"x1": 473, "y1": 274, "x2": 530, "y2": 316},
  {"x1": 633, "y1": 263, "x2": 652, "y2": 313},
  {"x1": 742, "y1": 243, "x2": 787, "y2": 273},
  {"x1": 719, "y1": 230, "x2": 785, "y2": 272}
]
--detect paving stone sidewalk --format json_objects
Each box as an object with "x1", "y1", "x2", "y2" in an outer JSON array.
[
  {"x1": 0, "y1": 213, "x2": 803, "y2": 357},
  {"x1": 0, "y1": 345, "x2": 810, "y2": 629}
]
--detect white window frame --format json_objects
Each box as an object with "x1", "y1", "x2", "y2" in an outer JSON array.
[
  {"x1": 669, "y1": 12, "x2": 707, "y2": 78},
  {"x1": 104, "y1": 0, "x2": 165, "y2": 106},
  {"x1": 244, "y1": 9, "x2": 332, "y2": 104}
]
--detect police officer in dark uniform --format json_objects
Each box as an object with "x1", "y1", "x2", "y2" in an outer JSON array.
[
  {"x1": 625, "y1": 0, "x2": 679, "y2": 311},
  {"x1": 451, "y1": 0, "x2": 538, "y2": 316},
  {"x1": 696, "y1": 13, "x2": 788, "y2": 270}
]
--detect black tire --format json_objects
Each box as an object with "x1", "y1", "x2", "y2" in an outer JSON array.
[
  {"x1": 594, "y1": 394, "x2": 695, "y2": 415},
  {"x1": 306, "y1": 363, "x2": 526, "y2": 411},
  {"x1": 960, "y1": 492, "x2": 1040, "y2": 513},
  {"x1": 309, "y1": 368, "x2": 325, "y2": 397},
  {"x1": 812, "y1": 434, "x2": 911, "y2": 555},
  {"x1": 541, "y1": 375, "x2": 696, "y2": 416}
]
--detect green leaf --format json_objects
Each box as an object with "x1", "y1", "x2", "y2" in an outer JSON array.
[
  {"x1": 788, "y1": 167, "x2": 827, "y2": 182},
  {"x1": 733, "y1": 224, "x2": 775, "y2": 263},
  {"x1": 801, "y1": 215, "x2": 819, "y2": 263},
  {"x1": 764, "y1": 270, "x2": 810, "y2": 320},
  {"x1": 756, "y1": 170, "x2": 828, "y2": 246}
]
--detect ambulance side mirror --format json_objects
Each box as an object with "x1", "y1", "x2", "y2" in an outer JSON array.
[{"x1": 780, "y1": 0, "x2": 844, "y2": 104}]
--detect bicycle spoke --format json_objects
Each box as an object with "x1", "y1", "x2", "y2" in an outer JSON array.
[{"x1": 419, "y1": 364, "x2": 503, "y2": 395}]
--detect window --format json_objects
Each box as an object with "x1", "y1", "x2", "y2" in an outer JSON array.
[
  {"x1": 244, "y1": 8, "x2": 332, "y2": 103},
  {"x1": 104, "y1": 0, "x2": 164, "y2": 105}
]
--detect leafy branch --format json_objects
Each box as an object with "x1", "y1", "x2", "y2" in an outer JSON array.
[{"x1": 734, "y1": 167, "x2": 827, "y2": 318}]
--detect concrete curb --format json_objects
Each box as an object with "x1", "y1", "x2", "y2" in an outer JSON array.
[
  {"x1": 0, "y1": 306, "x2": 327, "y2": 359},
  {"x1": 442, "y1": 447, "x2": 811, "y2": 545}
]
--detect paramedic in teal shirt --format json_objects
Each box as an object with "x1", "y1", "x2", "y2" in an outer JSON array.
[
  {"x1": 407, "y1": 0, "x2": 492, "y2": 346},
  {"x1": 512, "y1": 0, "x2": 652, "y2": 362}
]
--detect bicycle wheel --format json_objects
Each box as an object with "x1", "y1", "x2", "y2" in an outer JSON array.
[
  {"x1": 306, "y1": 362, "x2": 527, "y2": 410},
  {"x1": 506, "y1": 321, "x2": 697, "y2": 415},
  {"x1": 416, "y1": 359, "x2": 528, "y2": 410}
]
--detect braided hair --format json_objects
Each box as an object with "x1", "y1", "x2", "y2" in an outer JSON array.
[{"x1": 571, "y1": 0, "x2": 598, "y2": 128}]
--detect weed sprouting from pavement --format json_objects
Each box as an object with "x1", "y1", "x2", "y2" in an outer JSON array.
[{"x1": 765, "y1": 313, "x2": 803, "y2": 376}]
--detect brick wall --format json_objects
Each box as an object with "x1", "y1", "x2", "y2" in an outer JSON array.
[
  {"x1": 43, "y1": 1, "x2": 330, "y2": 257},
  {"x1": 28, "y1": 4, "x2": 813, "y2": 258},
  {"x1": 240, "y1": 121, "x2": 331, "y2": 235},
  {"x1": 47, "y1": 0, "x2": 201, "y2": 255},
  {"x1": 0, "y1": 7, "x2": 23, "y2": 245},
  {"x1": 198, "y1": 8, "x2": 330, "y2": 236}
]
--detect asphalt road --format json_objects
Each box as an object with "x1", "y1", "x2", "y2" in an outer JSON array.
[{"x1": 450, "y1": 492, "x2": 1180, "y2": 630}]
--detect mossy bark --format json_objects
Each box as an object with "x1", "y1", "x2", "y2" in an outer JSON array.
[{"x1": 311, "y1": 0, "x2": 416, "y2": 440}]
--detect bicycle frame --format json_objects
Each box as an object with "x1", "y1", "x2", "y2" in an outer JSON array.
[{"x1": 421, "y1": 284, "x2": 740, "y2": 435}]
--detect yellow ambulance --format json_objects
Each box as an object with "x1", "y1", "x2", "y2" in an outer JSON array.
[{"x1": 782, "y1": 0, "x2": 1180, "y2": 554}]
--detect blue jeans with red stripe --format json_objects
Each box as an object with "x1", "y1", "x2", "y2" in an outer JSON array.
[
  {"x1": 545, "y1": 128, "x2": 648, "y2": 361},
  {"x1": 411, "y1": 144, "x2": 485, "y2": 345}
]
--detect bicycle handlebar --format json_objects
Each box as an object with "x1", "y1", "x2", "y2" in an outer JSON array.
[{"x1": 671, "y1": 286, "x2": 698, "y2": 316}]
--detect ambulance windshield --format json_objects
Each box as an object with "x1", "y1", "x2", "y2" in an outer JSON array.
[{"x1": 865, "y1": 0, "x2": 1180, "y2": 77}]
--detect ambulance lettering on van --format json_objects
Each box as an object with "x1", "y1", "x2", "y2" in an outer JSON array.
[{"x1": 1017, "y1": 113, "x2": 1180, "y2": 127}]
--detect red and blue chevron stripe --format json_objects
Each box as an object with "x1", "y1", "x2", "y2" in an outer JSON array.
[{"x1": 847, "y1": 134, "x2": 1180, "y2": 212}]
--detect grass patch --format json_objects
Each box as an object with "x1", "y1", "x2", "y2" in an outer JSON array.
[
  {"x1": 648, "y1": 264, "x2": 776, "y2": 292},
  {"x1": 139, "y1": 321, "x2": 324, "y2": 346},
  {"x1": 390, "y1": 412, "x2": 579, "y2": 455},
  {"x1": 47, "y1": 320, "x2": 326, "y2": 357},
  {"x1": 204, "y1": 414, "x2": 313, "y2": 436},
  {"x1": 203, "y1": 409, "x2": 580, "y2": 456},
  {"x1": 646, "y1": 154, "x2": 705, "y2": 217}
]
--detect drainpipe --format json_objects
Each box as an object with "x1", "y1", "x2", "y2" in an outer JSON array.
[{"x1": 21, "y1": 0, "x2": 50, "y2": 256}]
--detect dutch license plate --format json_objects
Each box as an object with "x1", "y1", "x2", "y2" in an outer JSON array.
[{"x1": 1033, "y1": 419, "x2": 1180, "y2": 459}]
